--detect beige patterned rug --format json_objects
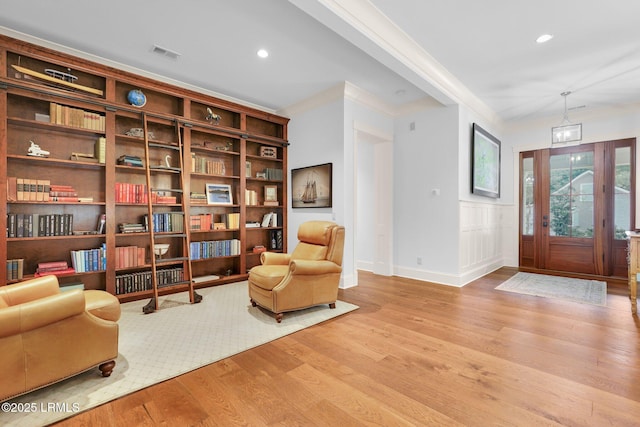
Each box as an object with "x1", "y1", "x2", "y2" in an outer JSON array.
[
  {"x1": 1, "y1": 281, "x2": 358, "y2": 427},
  {"x1": 495, "y1": 272, "x2": 607, "y2": 306}
]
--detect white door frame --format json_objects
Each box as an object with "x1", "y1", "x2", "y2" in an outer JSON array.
[{"x1": 353, "y1": 121, "x2": 394, "y2": 276}]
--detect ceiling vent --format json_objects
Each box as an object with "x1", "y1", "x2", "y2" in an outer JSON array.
[{"x1": 151, "y1": 44, "x2": 181, "y2": 60}]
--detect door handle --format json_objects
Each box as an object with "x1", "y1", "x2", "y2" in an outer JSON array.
[{"x1": 543, "y1": 215, "x2": 548, "y2": 227}]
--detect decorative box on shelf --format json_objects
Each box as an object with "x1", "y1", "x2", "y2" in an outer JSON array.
[{"x1": 259, "y1": 146, "x2": 277, "y2": 158}]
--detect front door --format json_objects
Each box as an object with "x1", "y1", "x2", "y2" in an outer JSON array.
[{"x1": 520, "y1": 138, "x2": 634, "y2": 277}]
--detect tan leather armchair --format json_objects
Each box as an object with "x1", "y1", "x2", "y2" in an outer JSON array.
[
  {"x1": 0, "y1": 275, "x2": 120, "y2": 402},
  {"x1": 248, "y1": 220, "x2": 345, "y2": 322}
]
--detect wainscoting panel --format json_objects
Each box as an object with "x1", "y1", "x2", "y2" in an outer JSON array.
[{"x1": 459, "y1": 201, "x2": 516, "y2": 285}]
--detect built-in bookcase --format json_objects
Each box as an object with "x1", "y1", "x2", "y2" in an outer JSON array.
[{"x1": 0, "y1": 34, "x2": 288, "y2": 301}]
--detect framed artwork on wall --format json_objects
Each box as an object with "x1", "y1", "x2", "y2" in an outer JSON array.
[
  {"x1": 471, "y1": 123, "x2": 501, "y2": 198},
  {"x1": 291, "y1": 163, "x2": 332, "y2": 208}
]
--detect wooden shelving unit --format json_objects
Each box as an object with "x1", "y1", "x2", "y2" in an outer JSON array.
[{"x1": 0, "y1": 34, "x2": 289, "y2": 302}]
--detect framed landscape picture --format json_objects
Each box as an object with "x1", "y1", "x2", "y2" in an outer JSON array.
[
  {"x1": 206, "y1": 183, "x2": 233, "y2": 205},
  {"x1": 291, "y1": 163, "x2": 332, "y2": 208},
  {"x1": 471, "y1": 123, "x2": 501, "y2": 198}
]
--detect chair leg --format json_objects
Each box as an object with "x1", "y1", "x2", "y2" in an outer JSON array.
[
  {"x1": 276, "y1": 312, "x2": 283, "y2": 323},
  {"x1": 329, "y1": 302, "x2": 336, "y2": 309},
  {"x1": 99, "y1": 360, "x2": 116, "y2": 377}
]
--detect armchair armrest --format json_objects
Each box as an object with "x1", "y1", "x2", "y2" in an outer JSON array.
[
  {"x1": 0, "y1": 275, "x2": 60, "y2": 306},
  {"x1": 0, "y1": 289, "x2": 86, "y2": 338},
  {"x1": 261, "y1": 252, "x2": 291, "y2": 265},
  {"x1": 289, "y1": 259, "x2": 342, "y2": 275}
]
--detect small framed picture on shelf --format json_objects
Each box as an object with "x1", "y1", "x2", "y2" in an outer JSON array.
[
  {"x1": 206, "y1": 183, "x2": 233, "y2": 205},
  {"x1": 264, "y1": 185, "x2": 279, "y2": 206}
]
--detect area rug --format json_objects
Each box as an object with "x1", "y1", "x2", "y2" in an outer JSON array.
[
  {"x1": 1, "y1": 281, "x2": 358, "y2": 427},
  {"x1": 495, "y1": 272, "x2": 607, "y2": 306}
]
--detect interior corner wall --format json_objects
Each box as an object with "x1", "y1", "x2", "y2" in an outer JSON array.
[
  {"x1": 393, "y1": 105, "x2": 462, "y2": 285},
  {"x1": 286, "y1": 92, "x2": 394, "y2": 289}
]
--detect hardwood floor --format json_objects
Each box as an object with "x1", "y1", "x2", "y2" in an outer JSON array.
[{"x1": 55, "y1": 268, "x2": 640, "y2": 426}]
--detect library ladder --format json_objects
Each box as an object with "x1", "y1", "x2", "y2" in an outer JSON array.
[{"x1": 141, "y1": 114, "x2": 201, "y2": 313}]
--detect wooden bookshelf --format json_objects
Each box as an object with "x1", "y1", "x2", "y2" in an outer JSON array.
[{"x1": 0, "y1": 34, "x2": 288, "y2": 301}]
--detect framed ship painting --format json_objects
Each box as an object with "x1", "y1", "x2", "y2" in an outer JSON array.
[{"x1": 291, "y1": 163, "x2": 332, "y2": 208}]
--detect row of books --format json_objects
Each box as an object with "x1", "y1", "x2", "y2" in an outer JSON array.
[
  {"x1": 115, "y1": 182, "x2": 148, "y2": 204},
  {"x1": 7, "y1": 177, "x2": 50, "y2": 201},
  {"x1": 245, "y1": 189, "x2": 258, "y2": 206},
  {"x1": 191, "y1": 154, "x2": 225, "y2": 175},
  {"x1": 115, "y1": 183, "x2": 178, "y2": 204},
  {"x1": 6, "y1": 258, "x2": 24, "y2": 281},
  {"x1": 115, "y1": 267, "x2": 184, "y2": 295},
  {"x1": 115, "y1": 245, "x2": 146, "y2": 268},
  {"x1": 189, "y1": 239, "x2": 241, "y2": 260},
  {"x1": 221, "y1": 213, "x2": 240, "y2": 229},
  {"x1": 144, "y1": 213, "x2": 184, "y2": 233},
  {"x1": 49, "y1": 102, "x2": 106, "y2": 131},
  {"x1": 262, "y1": 167, "x2": 283, "y2": 181},
  {"x1": 189, "y1": 213, "x2": 214, "y2": 231},
  {"x1": 70, "y1": 244, "x2": 107, "y2": 273},
  {"x1": 7, "y1": 213, "x2": 74, "y2": 237},
  {"x1": 6, "y1": 178, "x2": 90, "y2": 203}
]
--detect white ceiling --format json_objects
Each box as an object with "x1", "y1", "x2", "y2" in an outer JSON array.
[{"x1": 1, "y1": 0, "x2": 640, "y2": 125}]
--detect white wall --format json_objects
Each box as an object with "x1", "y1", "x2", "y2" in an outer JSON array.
[{"x1": 393, "y1": 105, "x2": 462, "y2": 284}]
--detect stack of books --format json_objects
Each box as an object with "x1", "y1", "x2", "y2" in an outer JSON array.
[
  {"x1": 49, "y1": 184, "x2": 78, "y2": 202},
  {"x1": 118, "y1": 223, "x2": 146, "y2": 233},
  {"x1": 117, "y1": 155, "x2": 143, "y2": 167},
  {"x1": 35, "y1": 261, "x2": 75, "y2": 277},
  {"x1": 190, "y1": 192, "x2": 207, "y2": 204}
]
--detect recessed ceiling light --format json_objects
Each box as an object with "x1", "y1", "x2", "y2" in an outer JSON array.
[
  {"x1": 257, "y1": 49, "x2": 269, "y2": 58},
  {"x1": 536, "y1": 34, "x2": 554, "y2": 44}
]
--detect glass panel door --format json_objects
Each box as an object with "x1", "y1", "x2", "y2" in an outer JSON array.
[{"x1": 549, "y1": 151, "x2": 594, "y2": 238}]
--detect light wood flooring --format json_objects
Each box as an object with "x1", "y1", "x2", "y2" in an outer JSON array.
[{"x1": 55, "y1": 268, "x2": 640, "y2": 426}]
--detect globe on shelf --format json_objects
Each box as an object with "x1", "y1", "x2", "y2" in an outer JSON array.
[{"x1": 127, "y1": 89, "x2": 147, "y2": 107}]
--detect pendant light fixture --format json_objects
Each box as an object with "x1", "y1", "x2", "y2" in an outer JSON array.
[{"x1": 551, "y1": 91, "x2": 582, "y2": 144}]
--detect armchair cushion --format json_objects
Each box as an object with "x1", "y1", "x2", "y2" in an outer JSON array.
[{"x1": 249, "y1": 265, "x2": 288, "y2": 290}]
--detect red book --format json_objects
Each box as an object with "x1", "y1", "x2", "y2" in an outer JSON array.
[{"x1": 37, "y1": 261, "x2": 68, "y2": 270}]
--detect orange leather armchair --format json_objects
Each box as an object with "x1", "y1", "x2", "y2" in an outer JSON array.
[
  {"x1": 248, "y1": 220, "x2": 345, "y2": 322},
  {"x1": 0, "y1": 275, "x2": 120, "y2": 402}
]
